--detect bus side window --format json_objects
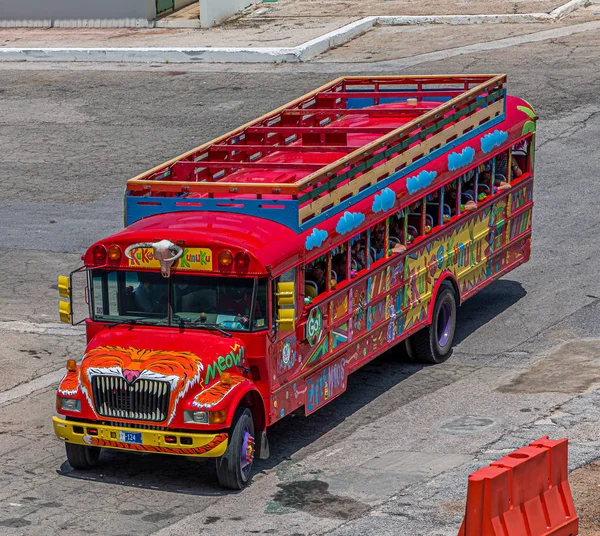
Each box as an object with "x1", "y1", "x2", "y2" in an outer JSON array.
[
  {"x1": 369, "y1": 222, "x2": 386, "y2": 263},
  {"x1": 479, "y1": 158, "x2": 494, "y2": 198},
  {"x1": 511, "y1": 139, "x2": 528, "y2": 176},
  {"x1": 389, "y1": 209, "x2": 407, "y2": 254},
  {"x1": 305, "y1": 255, "x2": 327, "y2": 298},
  {"x1": 350, "y1": 231, "x2": 369, "y2": 276},
  {"x1": 407, "y1": 199, "x2": 424, "y2": 239},
  {"x1": 425, "y1": 187, "x2": 444, "y2": 229},
  {"x1": 495, "y1": 150, "x2": 513, "y2": 188},
  {"x1": 460, "y1": 169, "x2": 478, "y2": 212},
  {"x1": 330, "y1": 242, "x2": 349, "y2": 288},
  {"x1": 445, "y1": 180, "x2": 460, "y2": 218}
]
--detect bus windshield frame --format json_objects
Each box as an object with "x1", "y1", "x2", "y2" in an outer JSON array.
[{"x1": 90, "y1": 270, "x2": 268, "y2": 332}]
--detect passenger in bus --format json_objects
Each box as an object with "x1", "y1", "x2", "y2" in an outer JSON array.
[
  {"x1": 331, "y1": 253, "x2": 347, "y2": 282},
  {"x1": 350, "y1": 240, "x2": 366, "y2": 272},
  {"x1": 133, "y1": 273, "x2": 166, "y2": 313},
  {"x1": 496, "y1": 152, "x2": 522, "y2": 182},
  {"x1": 461, "y1": 170, "x2": 478, "y2": 211},
  {"x1": 306, "y1": 261, "x2": 327, "y2": 296},
  {"x1": 479, "y1": 161, "x2": 510, "y2": 192},
  {"x1": 372, "y1": 228, "x2": 386, "y2": 261},
  {"x1": 390, "y1": 219, "x2": 404, "y2": 243},
  {"x1": 219, "y1": 285, "x2": 261, "y2": 325}
]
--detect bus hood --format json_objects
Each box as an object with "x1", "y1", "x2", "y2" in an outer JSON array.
[{"x1": 77, "y1": 327, "x2": 246, "y2": 424}]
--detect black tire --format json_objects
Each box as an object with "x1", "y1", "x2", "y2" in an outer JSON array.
[
  {"x1": 65, "y1": 442, "x2": 101, "y2": 469},
  {"x1": 412, "y1": 283, "x2": 457, "y2": 364},
  {"x1": 216, "y1": 408, "x2": 255, "y2": 490}
]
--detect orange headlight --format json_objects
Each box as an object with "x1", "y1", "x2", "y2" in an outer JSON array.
[{"x1": 66, "y1": 359, "x2": 77, "y2": 372}]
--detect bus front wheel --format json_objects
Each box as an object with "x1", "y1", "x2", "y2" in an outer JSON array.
[
  {"x1": 65, "y1": 442, "x2": 101, "y2": 469},
  {"x1": 216, "y1": 408, "x2": 255, "y2": 490},
  {"x1": 412, "y1": 283, "x2": 456, "y2": 364}
]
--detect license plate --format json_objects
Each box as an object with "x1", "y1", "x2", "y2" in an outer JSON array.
[{"x1": 119, "y1": 431, "x2": 143, "y2": 445}]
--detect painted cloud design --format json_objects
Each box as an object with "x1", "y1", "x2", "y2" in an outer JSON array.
[
  {"x1": 406, "y1": 170, "x2": 437, "y2": 195},
  {"x1": 448, "y1": 147, "x2": 476, "y2": 171},
  {"x1": 480, "y1": 130, "x2": 508, "y2": 154},
  {"x1": 305, "y1": 228, "x2": 328, "y2": 250},
  {"x1": 372, "y1": 188, "x2": 395, "y2": 213},
  {"x1": 336, "y1": 211, "x2": 365, "y2": 235}
]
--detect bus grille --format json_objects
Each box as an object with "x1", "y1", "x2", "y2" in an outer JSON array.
[{"x1": 91, "y1": 376, "x2": 171, "y2": 422}]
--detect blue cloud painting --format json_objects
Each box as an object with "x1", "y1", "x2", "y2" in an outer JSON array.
[
  {"x1": 448, "y1": 147, "x2": 476, "y2": 171},
  {"x1": 406, "y1": 170, "x2": 437, "y2": 195},
  {"x1": 480, "y1": 129, "x2": 508, "y2": 154},
  {"x1": 336, "y1": 211, "x2": 365, "y2": 235},
  {"x1": 305, "y1": 228, "x2": 328, "y2": 251},
  {"x1": 372, "y1": 188, "x2": 395, "y2": 213}
]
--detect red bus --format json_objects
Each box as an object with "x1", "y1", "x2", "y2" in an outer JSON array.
[{"x1": 54, "y1": 75, "x2": 535, "y2": 489}]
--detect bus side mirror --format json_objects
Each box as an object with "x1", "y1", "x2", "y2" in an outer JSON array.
[
  {"x1": 276, "y1": 281, "x2": 295, "y2": 306},
  {"x1": 58, "y1": 275, "x2": 71, "y2": 299},
  {"x1": 59, "y1": 300, "x2": 72, "y2": 324},
  {"x1": 276, "y1": 281, "x2": 296, "y2": 331},
  {"x1": 276, "y1": 309, "x2": 295, "y2": 331}
]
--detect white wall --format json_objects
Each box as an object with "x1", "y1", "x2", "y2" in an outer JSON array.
[
  {"x1": 199, "y1": 0, "x2": 258, "y2": 28},
  {"x1": 0, "y1": 0, "x2": 157, "y2": 21}
]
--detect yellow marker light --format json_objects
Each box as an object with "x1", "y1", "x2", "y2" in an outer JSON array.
[
  {"x1": 59, "y1": 300, "x2": 71, "y2": 324},
  {"x1": 218, "y1": 250, "x2": 233, "y2": 267},
  {"x1": 107, "y1": 245, "x2": 122, "y2": 261},
  {"x1": 209, "y1": 410, "x2": 227, "y2": 424},
  {"x1": 58, "y1": 275, "x2": 70, "y2": 299},
  {"x1": 66, "y1": 359, "x2": 77, "y2": 372}
]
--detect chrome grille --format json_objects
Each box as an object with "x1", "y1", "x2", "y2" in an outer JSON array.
[
  {"x1": 104, "y1": 421, "x2": 164, "y2": 430},
  {"x1": 91, "y1": 376, "x2": 170, "y2": 422}
]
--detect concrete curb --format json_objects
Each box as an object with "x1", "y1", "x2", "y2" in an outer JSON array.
[{"x1": 0, "y1": 0, "x2": 592, "y2": 63}]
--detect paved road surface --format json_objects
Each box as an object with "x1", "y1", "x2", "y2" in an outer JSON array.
[{"x1": 1, "y1": 21, "x2": 600, "y2": 536}]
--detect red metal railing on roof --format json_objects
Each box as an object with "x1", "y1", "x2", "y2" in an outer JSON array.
[{"x1": 127, "y1": 75, "x2": 506, "y2": 219}]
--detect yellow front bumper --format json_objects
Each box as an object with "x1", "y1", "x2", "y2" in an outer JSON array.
[{"x1": 52, "y1": 417, "x2": 228, "y2": 458}]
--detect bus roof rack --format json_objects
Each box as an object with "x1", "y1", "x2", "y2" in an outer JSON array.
[{"x1": 126, "y1": 75, "x2": 507, "y2": 232}]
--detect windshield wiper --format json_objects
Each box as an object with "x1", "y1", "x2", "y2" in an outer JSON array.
[
  {"x1": 105, "y1": 318, "x2": 167, "y2": 328},
  {"x1": 184, "y1": 322, "x2": 232, "y2": 338}
]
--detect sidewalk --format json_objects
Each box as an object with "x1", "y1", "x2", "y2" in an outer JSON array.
[{"x1": 0, "y1": 0, "x2": 597, "y2": 62}]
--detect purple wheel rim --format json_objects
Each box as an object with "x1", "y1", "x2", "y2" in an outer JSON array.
[
  {"x1": 437, "y1": 302, "x2": 451, "y2": 348},
  {"x1": 240, "y1": 427, "x2": 255, "y2": 477}
]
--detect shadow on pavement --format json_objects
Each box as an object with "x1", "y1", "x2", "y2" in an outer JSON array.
[{"x1": 454, "y1": 279, "x2": 527, "y2": 345}]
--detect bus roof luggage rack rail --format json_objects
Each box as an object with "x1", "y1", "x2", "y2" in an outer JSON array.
[{"x1": 126, "y1": 75, "x2": 507, "y2": 232}]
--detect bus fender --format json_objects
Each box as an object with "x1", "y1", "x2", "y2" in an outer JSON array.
[
  {"x1": 426, "y1": 272, "x2": 460, "y2": 324},
  {"x1": 191, "y1": 376, "x2": 266, "y2": 430}
]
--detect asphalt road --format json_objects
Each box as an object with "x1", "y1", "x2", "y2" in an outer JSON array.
[{"x1": 2, "y1": 21, "x2": 600, "y2": 536}]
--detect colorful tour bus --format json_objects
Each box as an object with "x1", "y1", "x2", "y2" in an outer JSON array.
[{"x1": 54, "y1": 75, "x2": 535, "y2": 489}]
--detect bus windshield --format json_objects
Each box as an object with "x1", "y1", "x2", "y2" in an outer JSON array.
[{"x1": 90, "y1": 270, "x2": 268, "y2": 331}]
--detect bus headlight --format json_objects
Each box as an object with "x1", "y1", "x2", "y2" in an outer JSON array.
[
  {"x1": 184, "y1": 410, "x2": 209, "y2": 424},
  {"x1": 60, "y1": 397, "x2": 81, "y2": 412}
]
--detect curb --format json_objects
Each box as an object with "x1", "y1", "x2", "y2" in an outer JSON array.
[{"x1": 0, "y1": 0, "x2": 592, "y2": 63}]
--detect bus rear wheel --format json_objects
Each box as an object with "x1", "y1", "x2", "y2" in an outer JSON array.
[
  {"x1": 412, "y1": 283, "x2": 456, "y2": 364},
  {"x1": 216, "y1": 408, "x2": 255, "y2": 490},
  {"x1": 65, "y1": 442, "x2": 101, "y2": 469}
]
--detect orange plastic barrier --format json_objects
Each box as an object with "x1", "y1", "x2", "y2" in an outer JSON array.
[{"x1": 458, "y1": 436, "x2": 579, "y2": 536}]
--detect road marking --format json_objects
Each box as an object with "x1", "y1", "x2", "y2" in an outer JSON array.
[
  {"x1": 0, "y1": 320, "x2": 84, "y2": 337},
  {"x1": 0, "y1": 368, "x2": 66, "y2": 407}
]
